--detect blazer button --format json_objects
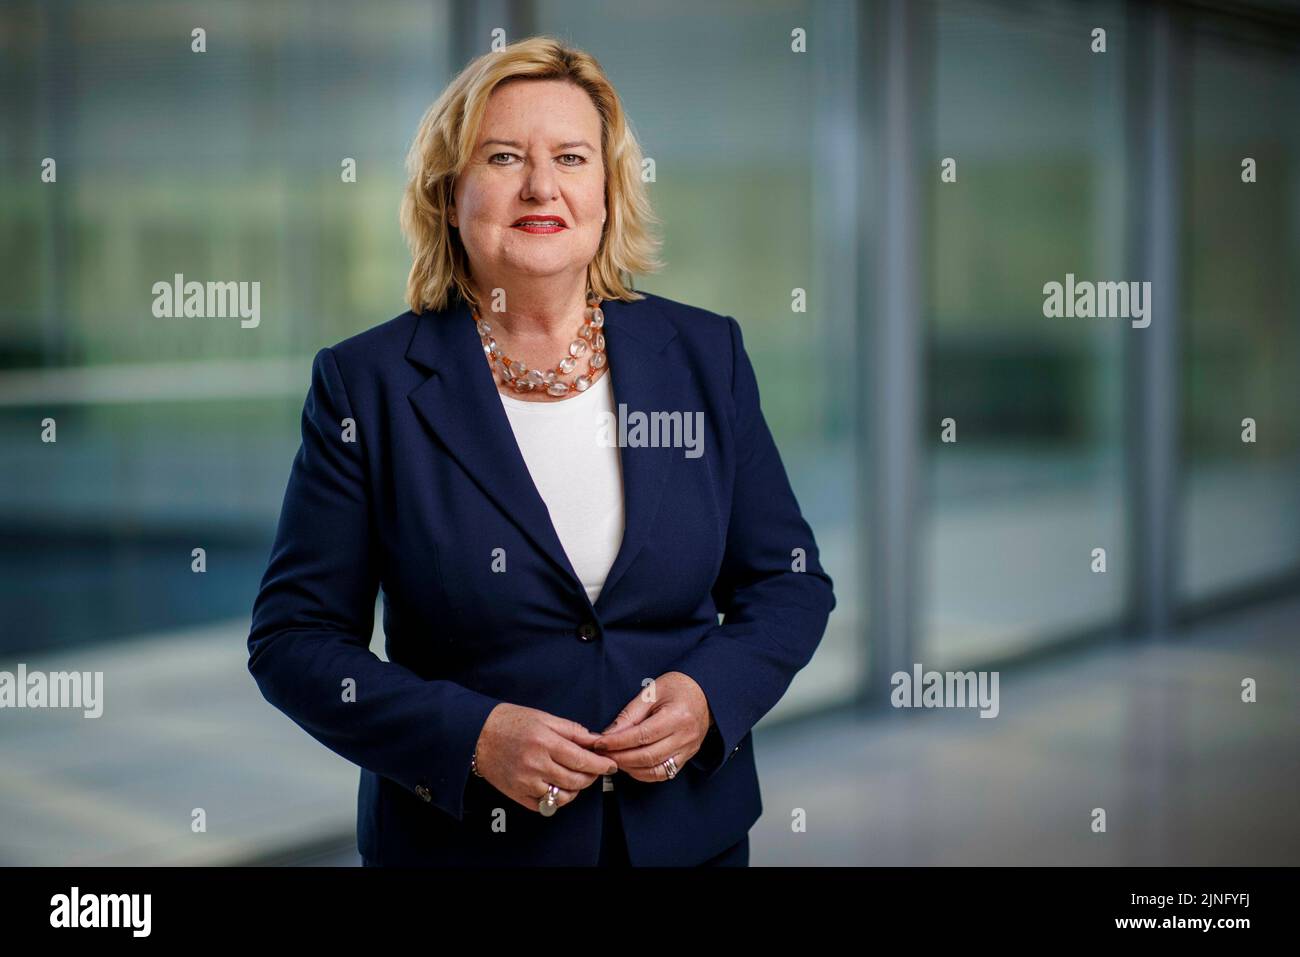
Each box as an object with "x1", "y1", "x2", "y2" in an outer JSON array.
[
  {"x1": 415, "y1": 784, "x2": 432, "y2": 802},
  {"x1": 577, "y1": 620, "x2": 598, "y2": 641}
]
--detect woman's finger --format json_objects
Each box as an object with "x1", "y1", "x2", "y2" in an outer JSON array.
[
  {"x1": 593, "y1": 707, "x2": 676, "y2": 754},
  {"x1": 546, "y1": 731, "x2": 619, "y2": 778},
  {"x1": 618, "y1": 744, "x2": 693, "y2": 783},
  {"x1": 537, "y1": 752, "x2": 603, "y2": 792},
  {"x1": 607, "y1": 730, "x2": 693, "y2": 773},
  {"x1": 538, "y1": 711, "x2": 602, "y2": 744}
]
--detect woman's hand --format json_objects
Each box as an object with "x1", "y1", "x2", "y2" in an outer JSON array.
[
  {"x1": 591, "y1": 672, "x2": 712, "y2": 782},
  {"x1": 474, "y1": 703, "x2": 618, "y2": 813}
]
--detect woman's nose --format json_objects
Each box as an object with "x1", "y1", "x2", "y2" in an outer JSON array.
[{"x1": 521, "y1": 157, "x2": 559, "y2": 201}]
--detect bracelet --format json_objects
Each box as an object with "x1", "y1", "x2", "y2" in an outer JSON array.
[{"x1": 471, "y1": 746, "x2": 484, "y2": 778}]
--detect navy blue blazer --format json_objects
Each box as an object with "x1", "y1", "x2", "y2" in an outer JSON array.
[{"x1": 246, "y1": 289, "x2": 836, "y2": 866}]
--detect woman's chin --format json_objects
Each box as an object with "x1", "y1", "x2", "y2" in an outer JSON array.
[{"x1": 501, "y1": 258, "x2": 586, "y2": 280}]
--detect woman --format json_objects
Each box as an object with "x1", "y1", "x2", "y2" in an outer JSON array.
[{"x1": 246, "y1": 35, "x2": 835, "y2": 867}]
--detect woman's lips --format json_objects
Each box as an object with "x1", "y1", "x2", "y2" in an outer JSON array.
[{"x1": 512, "y1": 222, "x2": 567, "y2": 234}]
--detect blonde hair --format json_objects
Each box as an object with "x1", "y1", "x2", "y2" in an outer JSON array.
[{"x1": 400, "y1": 35, "x2": 665, "y2": 315}]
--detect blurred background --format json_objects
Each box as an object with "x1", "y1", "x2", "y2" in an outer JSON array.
[{"x1": 0, "y1": 0, "x2": 1296, "y2": 865}]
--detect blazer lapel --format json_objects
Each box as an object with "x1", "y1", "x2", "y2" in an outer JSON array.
[{"x1": 405, "y1": 292, "x2": 683, "y2": 615}]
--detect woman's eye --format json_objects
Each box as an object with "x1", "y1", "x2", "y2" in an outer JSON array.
[{"x1": 489, "y1": 153, "x2": 585, "y2": 166}]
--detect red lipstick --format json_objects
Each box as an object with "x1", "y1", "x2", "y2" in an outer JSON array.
[{"x1": 511, "y1": 215, "x2": 568, "y2": 234}]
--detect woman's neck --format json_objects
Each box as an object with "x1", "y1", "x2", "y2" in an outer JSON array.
[{"x1": 472, "y1": 275, "x2": 587, "y2": 338}]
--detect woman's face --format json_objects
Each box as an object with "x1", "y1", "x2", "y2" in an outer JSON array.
[{"x1": 452, "y1": 78, "x2": 606, "y2": 294}]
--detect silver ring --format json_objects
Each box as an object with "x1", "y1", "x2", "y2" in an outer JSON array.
[
  {"x1": 538, "y1": 784, "x2": 560, "y2": 817},
  {"x1": 663, "y1": 755, "x2": 679, "y2": 780}
]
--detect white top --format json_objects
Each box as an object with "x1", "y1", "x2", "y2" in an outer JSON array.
[
  {"x1": 499, "y1": 370, "x2": 625, "y2": 791},
  {"x1": 498, "y1": 370, "x2": 625, "y2": 607}
]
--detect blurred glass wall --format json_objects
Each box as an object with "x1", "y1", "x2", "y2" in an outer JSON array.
[
  {"x1": 923, "y1": 0, "x2": 1130, "y2": 666},
  {"x1": 1, "y1": 0, "x2": 452, "y2": 653},
  {"x1": 1182, "y1": 22, "x2": 1300, "y2": 601}
]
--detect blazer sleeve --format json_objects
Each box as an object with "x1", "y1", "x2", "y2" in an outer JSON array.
[
  {"x1": 246, "y1": 346, "x2": 502, "y2": 822},
  {"x1": 673, "y1": 315, "x2": 836, "y2": 777}
]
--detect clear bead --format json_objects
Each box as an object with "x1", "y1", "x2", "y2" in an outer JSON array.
[
  {"x1": 487, "y1": 337, "x2": 500, "y2": 356},
  {"x1": 476, "y1": 319, "x2": 492, "y2": 336},
  {"x1": 589, "y1": 308, "x2": 604, "y2": 328},
  {"x1": 559, "y1": 356, "x2": 576, "y2": 374},
  {"x1": 526, "y1": 368, "x2": 545, "y2": 385},
  {"x1": 569, "y1": 339, "x2": 588, "y2": 357},
  {"x1": 590, "y1": 352, "x2": 606, "y2": 369},
  {"x1": 580, "y1": 325, "x2": 592, "y2": 339},
  {"x1": 515, "y1": 378, "x2": 534, "y2": 391},
  {"x1": 543, "y1": 370, "x2": 556, "y2": 384},
  {"x1": 594, "y1": 333, "x2": 604, "y2": 350},
  {"x1": 510, "y1": 360, "x2": 526, "y2": 378},
  {"x1": 494, "y1": 359, "x2": 509, "y2": 377},
  {"x1": 575, "y1": 375, "x2": 591, "y2": 391},
  {"x1": 546, "y1": 381, "x2": 569, "y2": 396}
]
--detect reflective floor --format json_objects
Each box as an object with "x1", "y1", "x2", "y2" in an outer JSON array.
[
  {"x1": 1, "y1": 590, "x2": 1295, "y2": 865},
  {"x1": 306, "y1": 596, "x2": 1299, "y2": 867}
]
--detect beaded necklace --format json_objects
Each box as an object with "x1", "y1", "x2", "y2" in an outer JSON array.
[{"x1": 472, "y1": 290, "x2": 607, "y2": 398}]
